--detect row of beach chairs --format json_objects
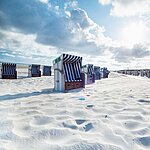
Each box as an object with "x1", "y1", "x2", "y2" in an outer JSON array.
[
  {"x1": 0, "y1": 53, "x2": 109, "y2": 92},
  {"x1": 117, "y1": 69, "x2": 150, "y2": 78},
  {"x1": 0, "y1": 63, "x2": 52, "y2": 79},
  {"x1": 53, "y1": 54, "x2": 109, "y2": 91}
]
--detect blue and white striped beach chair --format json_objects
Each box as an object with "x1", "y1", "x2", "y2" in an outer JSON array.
[
  {"x1": 1, "y1": 63, "x2": 17, "y2": 79},
  {"x1": 82, "y1": 64, "x2": 95, "y2": 84},
  {"x1": 94, "y1": 66, "x2": 101, "y2": 80},
  {"x1": 53, "y1": 54, "x2": 85, "y2": 91},
  {"x1": 28, "y1": 64, "x2": 41, "y2": 77},
  {"x1": 100, "y1": 67, "x2": 109, "y2": 78}
]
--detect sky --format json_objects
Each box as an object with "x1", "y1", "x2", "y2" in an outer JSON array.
[{"x1": 0, "y1": 0, "x2": 150, "y2": 70}]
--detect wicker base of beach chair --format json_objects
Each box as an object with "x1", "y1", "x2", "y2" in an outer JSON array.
[
  {"x1": 31, "y1": 72, "x2": 41, "y2": 77},
  {"x1": 2, "y1": 71, "x2": 17, "y2": 79},
  {"x1": 65, "y1": 73, "x2": 85, "y2": 90}
]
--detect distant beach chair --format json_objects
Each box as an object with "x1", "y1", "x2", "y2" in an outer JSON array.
[
  {"x1": 0, "y1": 63, "x2": 17, "y2": 79},
  {"x1": 94, "y1": 66, "x2": 101, "y2": 80},
  {"x1": 145, "y1": 70, "x2": 150, "y2": 78},
  {"x1": 133, "y1": 70, "x2": 138, "y2": 76},
  {"x1": 82, "y1": 64, "x2": 95, "y2": 84},
  {"x1": 100, "y1": 67, "x2": 109, "y2": 78},
  {"x1": 43, "y1": 66, "x2": 52, "y2": 76},
  {"x1": 53, "y1": 54, "x2": 85, "y2": 91},
  {"x1": 28, "y1": 64, "x2": 41, "y2": 77},
  {"x1": 140, "y1": 70, "x2": 145, "y2": 77}
]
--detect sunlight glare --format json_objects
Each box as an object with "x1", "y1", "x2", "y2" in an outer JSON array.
[{"x1": 121, "y1": 21, "x2": 148, "y2": 46}]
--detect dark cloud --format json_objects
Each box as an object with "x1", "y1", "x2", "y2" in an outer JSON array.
[
  {"x1": 111, "y1": 44, "x2": 150, "y2": 63},
  {"x1": 0, "y1": 0, "x2": 53, "y2": 33},
  {"x1": 132, "y1": 44, "x2": 150, "y2": 58},
  {"x1": 0, "y1": 31, "x2": 5, "y2": 40},
  {"x1": 0, "y1": 0, "x2": 104, "y2": 55}
]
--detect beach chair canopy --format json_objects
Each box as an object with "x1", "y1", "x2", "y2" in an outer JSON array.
[
  {"x1": 94, "y1": 66, "x2": 100, "y2": 72},
  {"x1": 88, "y1": 64, "x2": 94, "y2": 77},
  {"x1": 62, "y1": 54, "x2": 82, "y2": 82},
  {"x1": 82, "y1": 64, "x2": 94, "y2": 76},
  {"x1": 2, "y1": 63, "x2": 16, "y2": 75}
]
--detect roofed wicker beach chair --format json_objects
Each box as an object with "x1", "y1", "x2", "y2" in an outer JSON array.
[
  {"x1": 53, "y1": 54, "x2": 85, "y2": 92},
  {"x1": 144, "y1": 69, "x2": 150, "y2": 78},
  {"x1": 133, "y1": 70, "x2": 139, "y2": 76},
  {"x1": 28, "y1": 64, "x2": 41, "y2": 77},
  {"x1": 100, "y1": 67, "x2": 109, "y2": 78},
  {"x1": 140, "y1": 70, "x2": 145, "y2": 77},
  {"x1": 43, "y1": 66, "x2": 52, "y2": 76},
  {"x1": 82, "y1": 64, "x2": 95, "y2": 84},
  {"x1": 0, "y1": 63, "x2": 17, "y2": 79},
  {"x1": 94, "y1": 66, "x2": 101, "y2": 80}
]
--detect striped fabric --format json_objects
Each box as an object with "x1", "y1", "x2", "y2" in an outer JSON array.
[
  {"x1": 63, "y1": 54, "x2": 82, "y2": 63},
  {"x1": 2, "y1": 63, "x2": 16, "y2": 75},
  {"x1": 88, "y1": 65, "x2": 94, "y2": 77},
  {"x1": 63, "y1": 54, "x2": 82, "y2": 82}
]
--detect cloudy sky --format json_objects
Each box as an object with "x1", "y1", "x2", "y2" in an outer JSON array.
[{"x1": 0, "y1": 0, "x2": 150, "y2": 69}]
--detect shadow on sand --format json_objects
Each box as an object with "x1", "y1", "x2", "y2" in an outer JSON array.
[
  {"x1": 0, "y1": 88, "x2": 83, "y2": 101},
  {"x1": 0, "y1": 88, "x2": 55, "y2": 101}
]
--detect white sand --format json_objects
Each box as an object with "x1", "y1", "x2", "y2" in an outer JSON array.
[{"x1": 0, "y1": 73, "x2": 150, "y2": 150}]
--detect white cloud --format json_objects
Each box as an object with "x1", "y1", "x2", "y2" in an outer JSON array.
[
  {"x1": 39, "y1": 0, "x2": 49, "y2": 4},
  {"x1": 98, "y1": 0, "x2": 150, "y2": 17},
  {"x1": 98, "y1": 0, "x2": 112, "y2": 5},
  {"x1": 0, "y1": 30, "x2": 58, "y2": 65},
  {"x1": 118, "y1": 20, "x2": 150, "y2": 47}
]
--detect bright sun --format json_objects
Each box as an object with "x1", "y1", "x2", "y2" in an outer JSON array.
[{"x1": 121, "y1": 21, "x2": 148, "y2": 46}]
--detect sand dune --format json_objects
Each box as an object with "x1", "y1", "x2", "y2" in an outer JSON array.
[{"x1": 0, "y1": 73, "x2": 150, "y2": 150}]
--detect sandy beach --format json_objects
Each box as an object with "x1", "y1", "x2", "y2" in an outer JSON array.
[{"x1": 0, "y1": 73, "x2": 150, "y2": 150}]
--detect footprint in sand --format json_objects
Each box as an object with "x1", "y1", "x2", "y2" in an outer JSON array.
[
  {"x1": 138, "y1": 99, "x2": 150, "y2": 104},
  {"x1": 34, "y1": 128, "x2": 74, "y2": 145},
  {"x1": 135, "y1": 136, "x2": 150, "y2": 147},
  {"x1": 86, "y1": 105, "x2": 94, "y2": 109},
  {"x1": 123, "y1": 121, "x2": 141, "y2": 130},
  {"x1": 30, "y1": 115, "x2": 53, "y2": 126},
  {"x1": 25, "y1": 110, "x2": 42, "y2": 115},
  {"x1": 132, "y1": 127, "x2": 149, "y2": 135},
  {"x1": 12, "y1": 122, "x2": 33, "y2": 137},
  {"x1": 75, "y1": 119, "x2": 86, "y2": 125},
  {"x1": 65, "y1": 119, "x2": 94, "y2": 132},
  {"x1": 62, "y1": 121, "x2": 78, "y2": 130},
  {"x1": 83, "y1": 123, "x2": 94, "y2": 132}
]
